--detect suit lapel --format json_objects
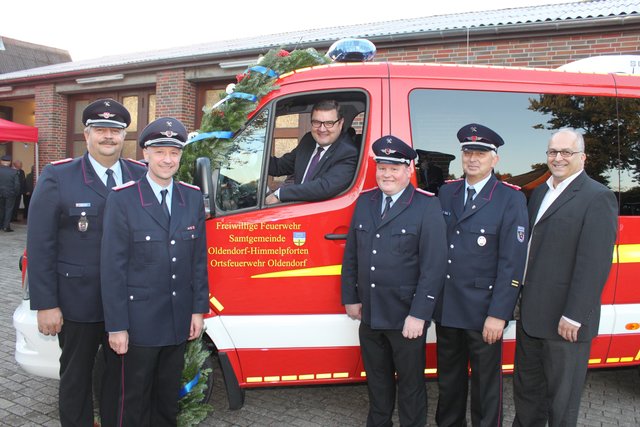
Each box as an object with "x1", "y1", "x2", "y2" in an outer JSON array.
[
  {"x1": 536, "y1": 172, "x2": 586, "y2": 225},
  {"x1": 378, "y1": 185, "x2": 415, "y2": 229},
  {"x1": 138, "y1": 178, "x2": 169, "y2": 231},
  {"x1": 308, "y1": 139, "x2": 341, "y2": 181},
  {"x1": 528, "y1": 184, "x2": 547, "y2": 229},
  {"x1": 450, "y1": 180, "x2": 465, "y2": 220},
  {"x1": 368, "y1": 189, "x2": 383, "y2": 227},
  {"x1": 457, "y1": 175, "x2": 498, "y2": 223},
  {"x1": 81, "y1": 153, "x2": 109, "y2": 199},
  {"x1": 119, "y1": 159, "x2": 137, "y2": 183},
  {"x1": 169, "y1": 181, "x2": 187, "y2": 236},
  {"x1": 295, "y1": 138, "x2": 316, "y2": 184}
]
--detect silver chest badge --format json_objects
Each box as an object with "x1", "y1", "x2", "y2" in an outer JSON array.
[
  {"x1": 78, "y1": 211, "x2": 89, "y2": 232},
  {"x1": 477, "y1": 235, "x2": 486, "y2": 247}
]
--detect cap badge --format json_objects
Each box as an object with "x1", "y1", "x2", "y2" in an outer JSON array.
[
  {"x1": 166, "y1": 121, "x2": 173, "y2": 127},
  {"x1": 471, "y1": 135, "x2": 478, "y2": 141},
  {"x1": 470, "y1": 126, "x2": 478, "y2": 133},
  {"x1": 382, "y1": 148, "x2": 396, "y2": 155},
  {"x1": 161, "y1": 130, "x2": 177, "y2": 138},
  {"x1": 98, "y1": 112, "x2": 116, "y2": 119},
  {"x1": 103, "y1": 101, "x2": 111, "y2": 107},
  {"x1": 385, "y1": 137, "x2": 393, "y2": 144}
]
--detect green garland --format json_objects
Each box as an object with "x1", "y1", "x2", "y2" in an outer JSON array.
[
  {"x1": 177, "y1": 337, "x2": 214, "y2": 427},
  {"x1": 178, "y1": 47, "x2": 330, "y2": 182}
]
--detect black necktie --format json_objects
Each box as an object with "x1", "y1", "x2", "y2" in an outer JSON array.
[
  {"x1": 381, "y1": 196, "x2": 392, "y2": 219},
  {"x1": 304, "y1": 147, "x2": 324, "y2": 182},
  {"x1": 105, "y1": 168, "x2": 116, "y2": 190},
  {"x1": 464, "y1": 187, "x2": 476, "y2": 211},
  {"x1": 160, "y1": 189, "x2": 171, "y2": 220}
]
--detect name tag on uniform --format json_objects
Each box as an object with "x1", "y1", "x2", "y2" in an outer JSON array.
[{"x1": 75, "y1": 202, "x2": 91, "y2": 207}]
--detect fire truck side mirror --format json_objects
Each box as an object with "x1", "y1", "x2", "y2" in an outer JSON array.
[{"x1": 194, "y1": 157, "x2": 215, "y2": 219}]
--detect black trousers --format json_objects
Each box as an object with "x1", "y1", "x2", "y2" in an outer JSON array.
[
  {"x1": 103, "y1": 342, "x2": 186, "y2": 427},
  {"x1": 359, "y1": 322, "x2": 427, "y2": 427},
  {"x1": 57, "y1": 320, "x2": 105, "y2": 427},
  {"x1": 435, "y1": 324, "x2": 503, "y2": 427},
  {"x1": 512, "y1": 321, "x2": 591, "y2": 427},
  {"x1": 0, "y1": 194, "x2": 15, "y2": 229}
]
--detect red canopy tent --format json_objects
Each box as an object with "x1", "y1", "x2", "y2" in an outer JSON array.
[
  {"x1": 0, "y1": 118, "x2": 38, "y2": 143},
  {"x1": 0, "y1": 118, "x2": 39, "y2": 175}
]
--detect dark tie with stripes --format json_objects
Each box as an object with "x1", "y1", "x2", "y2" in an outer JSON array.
[
  {"x1": 105, "y1": 168, "x2": 116, "y2": 190},
  {"x1": 161, "y1": 189, "x2": 171, "y2": 221}
]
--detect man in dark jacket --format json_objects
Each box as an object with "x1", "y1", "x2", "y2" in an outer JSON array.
[
  {"x1": 265, "y1": 99, "x2": 357, "y2": 204},
  {"x1": 342, "y1": 135, "x2": 447, "y2": 427},
  {"x1": 101, "y1": 117, "x2": 209, "y2": 426},
  {"x1": 11, "y1": 159, "x2": 25, "y2": 221},
  {"x1": 0, "y1": 155, "x2": 20, "y2": 231},
  {"x1": 27, "y1": 99, "x2": 146, "y2": 426},
  {"x1": 513, "y1": 128, "x2": 617, "y2": 426},
  {"x1": 434, "y1": 124, "x2": 528, "y2": 426}
]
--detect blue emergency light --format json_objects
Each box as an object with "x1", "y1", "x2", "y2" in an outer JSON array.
[{"x1": 327, "y1": 38, "x2": 376, "y2": 62}]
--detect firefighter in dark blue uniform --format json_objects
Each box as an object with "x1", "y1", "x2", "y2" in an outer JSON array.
[
  {"x1": 342, "y1": 135, "x2": 447, "y2": 427},
  {"x1": 27, "y1": 99, "x2": 146, "y2": 426},
  {"x1": 100, "y1": 117, "x2": 209, "y2": 427},
  {"x1": 434, "y1": 124, "x2": 528, "y2": 426}
]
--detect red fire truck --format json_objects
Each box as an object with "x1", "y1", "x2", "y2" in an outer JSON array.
[{"x1": 14, "y1": 49, "x2": 640, "y2": 409}]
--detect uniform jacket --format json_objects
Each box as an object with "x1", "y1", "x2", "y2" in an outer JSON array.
[
  {"x1": 341, "y1": 184, "x2": 447, "y2": 330},
  {"x1": 434, "y1": 175, "x2": 528, "y2": 331},
  {"x1": 100, "y1": 177, "x2": 209, "y2": 347},
  {"x1": 0, "y1": 165, "x2": 19, "y2": 197},
  {"x1": 269, "y1": 132, "x2": 357, "y2": 202},
  {"x1": 27, "y1": 153, "x2": 146, "y2": 322},
  {"x1": 521, "y1": 171, "x2": 617, "y2": 341}
]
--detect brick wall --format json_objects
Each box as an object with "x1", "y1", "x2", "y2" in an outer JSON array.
[
  {"x1": 155, "y1": 69, "x2": 196, "y2": 131},
  {"x1": 376, "y1": 30, "x2": 640, "y2": 68},
  {"x1": 34, "y1": 84, "x2": 67, "y2": 169}
]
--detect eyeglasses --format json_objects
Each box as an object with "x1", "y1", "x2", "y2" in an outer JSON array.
[
  {"x1": 310, "y1": 118, "x2": 341, "y2": 129},
  {"x1": 546, "y1": 150, "x2": 582, "y2": 158}
]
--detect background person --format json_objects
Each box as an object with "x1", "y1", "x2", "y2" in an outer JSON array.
[
  {"x1": 0, "y1": 155, "x2": 19, "y2": 232},
  {"x1": 513, "y1": 128, "x2": 617, "y2": 427},
  {"x1": 265, "y1": 99, "x2": 357, "y2": 204},
  {"x1": 434, "y1": 123, "x2": 528, "y2": 426},
  {"x1": 11, "y1": 159, "x2": 25, "y2": 221},
  {"x1": 342, "y1": 135, "x2": 447, "y2": 426},
  {"x1": 101, "y1": 117, "x2": 209, "y2": 426},
  {"x1": 27, "y1": 98, "x2": 146, "y2": 426},
  {"x1": 23, "y1": 164, "x2": 34, "y2": 220}
]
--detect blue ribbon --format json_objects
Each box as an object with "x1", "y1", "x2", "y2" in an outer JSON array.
[
  {"x1": 178, "y1": 370, "x2": 201, "y2": 399},
  {"x1": 187, "y1": 131, "x2": 234, "y2": 144},
  {"x1": 248, "y1": 65, "x2": 279, "y2": 78},
  {"x1": 228, "y1": 92, "x2": 258, "y2": 102}
]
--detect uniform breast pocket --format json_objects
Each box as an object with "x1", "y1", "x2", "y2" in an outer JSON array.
[
  {"x1": 68, "y1": 206, "x2": 98, "y2": 237},
  {"x1": 391, "y1": 224, "x2": 418, "y2": 256},
  {"x1": 464, "y1": 224, "x2": 497, "y2": 255},
  {"x1": 354, "y1": 223, "x2": 370, "y2": 245},
  {"x1": 181, "y1": 229, "x2": 200, "y2": 257},
  {"x1": 133, "y1": 231, "x2": 163, "y2": 264}
]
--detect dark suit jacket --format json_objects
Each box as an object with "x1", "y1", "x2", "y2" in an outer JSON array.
[
  {"x1": 101, "y1": 178, "x2": 209, "y2": 347},
  {"x1": 521, "y1": 171, "x2": 617, "y2": 341},
  {"x1": 269, "y1": 132, "x2": 357, "y2": 202},
  {"x1": 434, "y1": 175, "x2": 528, "y2": 331},
  {"x1": 28, "y1": 153, "x2": 147, "y2": 322},
  {"x1": 341, "y1": 184, "x2": 447, "y2": 330},
  {"x1": 0, "y1": 165, "x2": 19, "y2": 197}
]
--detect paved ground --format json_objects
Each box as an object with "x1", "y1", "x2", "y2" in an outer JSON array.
[{"x1": 1, "y1": 222, "x2": 639, "y2": 426}]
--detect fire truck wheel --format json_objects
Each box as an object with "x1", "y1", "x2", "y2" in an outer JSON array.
[{"x1": 201, "y1": 353, "x2": 214, "y2": 403}]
